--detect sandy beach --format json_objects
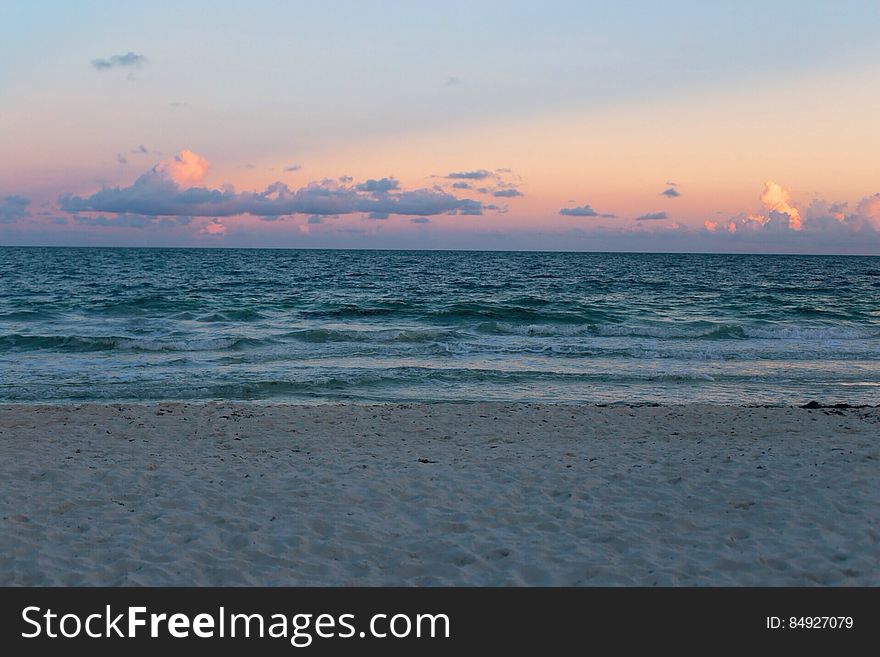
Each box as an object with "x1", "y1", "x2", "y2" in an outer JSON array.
[{"x1": 1, "y1": 402, "x2": 877, "y2": 586}]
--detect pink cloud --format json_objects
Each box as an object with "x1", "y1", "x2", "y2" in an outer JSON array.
[
  {"x1": 200, "y1": 218, "x2": 226, "y2": 236},
  {"x1": 856, "y1": 194, "x2": 880, "y2": 229},
  {"x1": 157, "y1": 150, "x2": 209, "y2": 186}
]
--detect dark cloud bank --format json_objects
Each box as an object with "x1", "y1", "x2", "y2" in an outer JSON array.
[{"x1": 59, "y1": 169, "x2": 485, "y2": 219}]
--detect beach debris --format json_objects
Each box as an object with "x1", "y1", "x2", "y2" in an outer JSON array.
[{"x1": 800, "y1": 401, "x2": 870, "y2": 409}]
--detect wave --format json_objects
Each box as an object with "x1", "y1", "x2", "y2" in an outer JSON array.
[
  {"x1": 3, "y1": 319, "x2": 877, "y2": 357},
  {"x1": 436, "y1": 340, "x2": 880, "y2": 360},
  {"x1": 741, "y1": 326, "x2": 878, "y2": 340},
  {"x1": 193, "y1": 309, "x2": 267, "y2": 322},
  {"x1": 477, "y1": 322, "x2": 593, "y2": 336},
  {"x1": 482, "y1": 321, "x2": 879, "y2": 341},
  {"x1": 87, "y1": 296, "x2": 204, "y2": 315},
  {"x1": 0, "y1": 334, "x2": 265, "y2": 353},
  {"x1": 594, "y1": 323, "x2": 746, "y2": 339},
  {"x1": 0, "y1": 367, "x2": 738, "y2": 401},
  {"x1": 282, "y1": 327, "x2": 463, "y2": 344},
  {"x1": 0, "y1": 310, "x2": 60, "y2": 321},
  {"x1": 273, "y1": 366, "x2": 732, "y2": 387},
  {"x1": 479, "y1": 320, "x2": 742, "y2": 340},
  {"x1": 430, "y1": 302, "x2": 613, "y2": 323},
  {"x1": 299, "y1": 301, "x2": 416, "y2": 319}
]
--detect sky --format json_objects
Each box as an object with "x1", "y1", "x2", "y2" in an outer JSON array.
[{"x1": 1, "y1": 0, "x2": 879, "y2": 253}]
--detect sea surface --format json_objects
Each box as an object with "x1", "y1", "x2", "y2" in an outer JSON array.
[{"x1": 1, "y1": 247, "x2": 879, "y2": 404}]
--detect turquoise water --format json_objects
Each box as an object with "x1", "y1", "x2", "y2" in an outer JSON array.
[{"x1": 1, "y1": 247, "x2": 879, "y2": 404}]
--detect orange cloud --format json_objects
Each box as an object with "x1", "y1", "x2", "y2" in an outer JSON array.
[
  {"x1": 759, "y1": 181, "x2": 801, "y2": 230},
  {"x1": 157, "y1": 149, "x2": 209, "y2": 186}
]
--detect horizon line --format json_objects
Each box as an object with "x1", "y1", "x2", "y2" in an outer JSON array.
[{"x1": 1, "y1": 244, "x2": 879, "y2": 257}]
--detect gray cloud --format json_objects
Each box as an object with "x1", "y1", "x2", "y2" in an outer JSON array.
[
  {"x1": 446, "y1": 169, "x2": 491, "y2": 180},
  {"x1": 355, "y1": 177, "x2": 399, "y2": 193},
  {"x1": 0, "y1": 195, "x2": 30, "y2": 223},
  {"x1": 285, "y1": 164, "x2": 302, "y2": 172},
  {"x1": 59, "y1": 168, "x2": 484, "y2": 219},
  {"x1": 636, "y1": 211, "x2": 668, "y2": 221},
  {"x1": 661, "y1": 187, "x2": 680, "y2": 198},
  {"x1": 91, "y1": 52, "x2": 147, "y2": 71},
  {"x1": 307, "y1": 215, "x2": 323, "y2": 224},
  {"x1": 133, "y1": 145, "x2": 149, "y2": 154},
  {"x1": 116, "y1": 153, "x2": 128, "y2": 165},
  {"x1": 451, "y1": 181, "x2": 472, "y2": 190},
  {"x1": 492, "y1": 188, "x2": 523, "y2": 198},
  {"x1": 367, "y1": 212, "x2": 390, "y2": 220},
  {"x1": 559, "y1": 202, "x2": 615, "y2": 218},
  {"x1": 665, "y1": 181, "x2": 678, "y2": 187},
  {"x1": 411, "y1": 217, "x2": 430, "y2": 224}
]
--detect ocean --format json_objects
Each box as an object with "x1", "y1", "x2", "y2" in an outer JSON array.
[{"x1": 1, "y1": 247, "x2": 878, "y2": 404}]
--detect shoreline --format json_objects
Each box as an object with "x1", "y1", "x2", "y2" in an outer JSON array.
[
  {"x1": 2, "y1": 400, "x2": 876, "y2": 408},
  {"x1": 2, "y1": 402, "x2": 878, "y2": 586}
]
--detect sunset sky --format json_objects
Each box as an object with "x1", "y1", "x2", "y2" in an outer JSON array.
[{"x1": 2, "y1": 0, "x2": 879, "y2": 252}]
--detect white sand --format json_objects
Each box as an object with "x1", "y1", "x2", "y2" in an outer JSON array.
[{"x1": 0, "y1": 402, "x2": 877, "y2": 586}]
